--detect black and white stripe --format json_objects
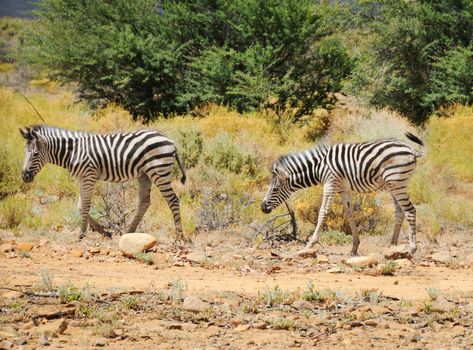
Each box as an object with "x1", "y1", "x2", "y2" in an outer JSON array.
[
  {"x1": 20, "y1": 125, "x2": 186, "y2": 239},
  {"x1": 261, "y1": 133, "x2": 424, "y2": 256}
]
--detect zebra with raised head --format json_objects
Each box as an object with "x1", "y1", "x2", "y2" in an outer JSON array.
[
  {"x1": 261, "y1": 133, "x2": 424, "y2": 256},
  {"x1": 20, "y1": 125, "x2": 186, "y2": 240}
]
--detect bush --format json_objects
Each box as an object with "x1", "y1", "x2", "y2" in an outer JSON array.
[
  {"x1": 348, "y1": 0, "x2": 473, "y2": 123},
  {"x1": 20, "y1": 0, "x2": 351, "y2": 120},
  {"x1": 0, "y1": 194, "x2": 31, "y2": 229},
  {"x1": 294, "y1": 186, "x2": 389, "y2": 236},
  {"x1": 177, "y1": 128, "x2": 203, "y2": 169}
]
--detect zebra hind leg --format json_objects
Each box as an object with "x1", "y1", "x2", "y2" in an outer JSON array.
[
  {"x1": 153, "y1": 176, "x2": 185, "y2": 242},
  {"x1": 339, "y1": 191, "x2": 360, "y2": 256},
  {"x1": 126, "y1": 175, "x2": 152, "y2": 233},
  {"x1": 390, "y1": 194, "x2": 405, "y2": 245},
  {"x1": 390, "y1": 189, "x2": 417, "y2": 255}
]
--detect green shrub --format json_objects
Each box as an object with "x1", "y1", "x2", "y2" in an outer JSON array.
[
  {"x1": 204, "y1": 133, "x2": 258, "y2": 177},
  {"x1": 0, "y1": 194, "x2": 31, "y2": 229},
  {"x1": 177, "y1": 128, "x2": 203, "y2": 169}
]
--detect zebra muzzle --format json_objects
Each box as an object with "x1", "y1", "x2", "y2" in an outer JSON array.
[
  {"x1": 261, "y1": 202, "x2": 272, "y2": 214},
  {"x1": 21, "y1": 171, "x2": 34, "y2": 183}
]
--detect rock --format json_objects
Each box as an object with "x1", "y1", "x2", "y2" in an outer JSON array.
[
  {"x1": 316, "y1": 255, "x2": 330, "y2": 264},
  {"x1": 17, "y1": 242, "x2": 33, "y2": 252},
  {"x1": 37, "y1": 318, "x2": 68, "y2": 337},
  {"x1": 182, "y1": 296, "x2": 209, "y2": 313},
  {"x1": 430, "y1": 252, "x2": 451, "y2": 264},
  {"x1": 0, "y1": 331, "x2": 15, "y2": 339},
  {"x1": 118, "y1": 233, "x2": 157, "y2": 257},
  {"x1": 343, "y1": 256, "x2": 378, "y2": 268},
  {"x1": 16, "y1": 337, "x2": 27, "y2": 346},
  {"x1": 293, "y1": 249, "x2": 317, "y2": 259},
  {"x1": 0, "y1": 340, "x2": 13, "y2": 349},
  {"x1": 364, "y1": 319, "x2": 378, "y2": 327},
  {"x1": 185, "y1": 252, "x2": 208, "y2": 264},
  {"x1": 396, "y1": 259, "x2": 413, "y2": 268},
  {"x1": 234, "y1": 324, "x2": 250, "y2": 332},
  {"x1": 2, "y1": 291, "x2": 22, "y2": 299},
  {"x1": 367, "y1": 253, "x2": 384, "y2": 264},
  {"x1": 100, "y1": 248, "x2": 110, "y2": 255},
  {"x1": 70, "y1": 249, "x2": 83, "y2": 258},
  {"x1": 88, "y1": 247, "x2": 101, "y2": 255},
  {"x1": 368, "y1": 305, "x2": 392, "y2": 315},
  {"x1": 252, "y1": 321, "x2": 267, "y2": 330},
  {"x1": 384, "y1": 245, "x2": 412, "y2": 260},
  {"x1": 38, "y1": 333, "x2": 49, "y2": 346},
  {"x1": 327, "y1": 267, "x2": 343, "y2": 273},
  {"x1": 350, "y1": 321, "x2": 364, "y2": 328},
  {"x1": 93, "y1": 338, "x2": 107, "y2": 347},
  {"x1": 292, "y1": 300, "x2": 314, "y2": 311},
  {"x1": 0, "y1": 243, "x2": 14, "y2": 253},
  {"x1": 167, "y1": 324, "x2": 183, "y2": 330},
  {"x1": 431, "y1": 297, "x2": 454, "y2": 313}
]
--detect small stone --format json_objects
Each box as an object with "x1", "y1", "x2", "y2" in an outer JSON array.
[
  {"x1": 99, "y1": 248, "x2": 110, "y2": 255},
  {"x1": 327, "y1": 267, "x2": 343, "y2": 273},
  {"x1": 17, "y1": 242, "x2": 33, "y2": 252},
  {"x1": 430, "y1": 252, "x2": 451, "y2": 264},
  {"x1": 431, "y1": 297, "x2": 454, "y2": 313},
  {"x1": 37, "y1": 318, "x2": 68, "y2": 337},
  {"x1": 38, "y1": 333, "x2": 49, "y2": 346},
  {"x1": 292, "y1": 300, "x2": 314, "y2": 311},
  {"x1": 343, "y1": 256, "x2": 378, "y2": 268},
  {"x1": 88, "y1": 247, "x2": 101, "y2": 255},
  {"x1": 119, "y1": 233, "x2": 157, "y2": 257},
  {"x1": 185, "y1": 252, "x2": 208, "y2": 264},
  {"x1": 70, "y1": 249, "x2": 83, "y2": 258},
  {"x1": 252, "y1": 321, "x2": 267, "y2": 330},
  {"x1": 293, "y1": 249, "x2": 317, "y2": 259},
  {"x1": 0, "y1": 243, "x2": 14, "y2": 253},
  {"x1": 384, "y1": 245, "x2": 412, "y2": 260},
  {"x1": 364, "y1": 319, "x2": 378, "y2": 327},
  {"x1": 411, "y1": 335, "x2": 422, "y2": 343},
  {"x1": 316, "y1": 255, "x2": 330, "y2": 264},
  {"x1": 113, "y1": 329, "x2": 124, "y2": 337},
  {"x1": 396, "y1": 259, "x2": 413, "y2": 268},
  {"x1": 93, "y1": 338, "x2": 107, "y2": 347},
  {"x1": 350, "y1": 321, "x2": 364, "y2": 328},
  {"x1": 234, "y1": 324, "x2": 250, "y2": 332},
  {"x1": 173, "y1": 261, "x2": 185, "y2": 267},
  {"x1": 16, "y1": 337, "x2": 27, "y2": 346},
  {"x1": 182, "y1": 296, "x2": 209, "y2": 313},
  {"x1": 0, "y1": 340, "x2": 13, "y2": 349},
  {"x1": 167, "y1": 324, "x2": 183, "y2": 330}
]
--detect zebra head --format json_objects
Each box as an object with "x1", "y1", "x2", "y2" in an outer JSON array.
[
  {"x1": 261, "y1": 163, "x2": 293, "y2": 214},
  {"x1": 19, "y1": 126, "x2": 48, "y2": 183}
]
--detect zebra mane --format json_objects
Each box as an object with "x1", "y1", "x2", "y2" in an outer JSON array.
[
  {"x1": 26, "y1": 124, "x2": 87, "y2": 138},
  {"x1": 274, "y1": 144, "x2": 330, "y2": 174}
]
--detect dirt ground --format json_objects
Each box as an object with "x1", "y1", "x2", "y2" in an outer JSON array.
[{"x1": 1, "y1": 229, "x2": 473, "y2": 349}]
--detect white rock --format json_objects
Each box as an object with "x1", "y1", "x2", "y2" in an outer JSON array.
[
  {"x1": 185, "y1": 252, "x2": 208, "y2": 264},
  {"x1": 118, "y1": 233, "x2": 157, "y2": 257},
  {"x1": 182, "y1": 296, "x2": 209, "y2": 313},
  {"x1": 384, "y1": 245, "x2": 412, "y2": 260},
  {"x1": 430, "y1": 252, "x2": 451, "y2": 264},
  {"x1": 293, "y1": 249, "x2": 317, "y2": 259},
  {"x1": 343, "y1": 256, "x2": 378, "y2": 268}
]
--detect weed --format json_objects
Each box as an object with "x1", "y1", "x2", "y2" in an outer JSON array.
[
  {"x1": 300, "y1": 280, "x2": 325, "y2": 303},
  {"x1": 261, "y1": 285, "x2": 290, "y2": 307},
  {"x1": 360, "y1": 288, "x2": 381, "y2": 303},
  {"x1": 423, "y1": 301, "x2": 433, "y2": 314},
  {"x1": 120, "y1": 295, "x2": 140, "y2": 310},
  {"x1": 133, "y1": 252, "x2": 155, "y2": 265},
  {"x1": 166, "y1": 278, "x2": 188, "y2": 301},
  {"x1": 270, "y1": 318, "x2": 300, "y2": 330},
  {"x1": 38, "y1": 268, "x2": 54, "y2": 292},
  {"x1": 19, "y1": 251, "x2": 31, "y2": 258},
  {"x1": 380, "y1": 260, "x2": 397, "y2": 276},
  {"x1": 58, "y1": 283, "x2": 83, "y2": 302}
]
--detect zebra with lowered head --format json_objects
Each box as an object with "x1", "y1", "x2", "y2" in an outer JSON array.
[
  {"x1": 20, "y1": 125, "x2": 186, "y2": 240},
  {"x1": 261, "y1": 133, "x2": 424, "y2": 256}
]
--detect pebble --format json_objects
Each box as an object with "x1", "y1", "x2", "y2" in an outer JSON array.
[
  {"x1": 17, "y1": 242, "x2": 33, "y2": 252},
  {"x1": 38, "y1": 333, "x2": 49, "y2": 346},
  {"x1": 182, "y1": 296, "x2": 209, "y2": 313},
  {"x1": 70, "y1": 249, "x2": 83, "y2": 257}
]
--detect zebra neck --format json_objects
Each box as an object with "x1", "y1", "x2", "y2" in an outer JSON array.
[{"x1": 45, "y1": 135, "x2": 78, "y2": 170}]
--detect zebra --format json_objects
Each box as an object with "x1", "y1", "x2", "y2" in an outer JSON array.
[
  {"x1": 261, "y1": 133, "x2": 424, "y2": 256},
  {"x1": 19, "y1": 125, "x2": 186, "y2": 240}
]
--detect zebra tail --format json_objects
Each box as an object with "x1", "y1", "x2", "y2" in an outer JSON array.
[
  {"x1": 175, "y1": 151, "x2": 187, "y2": 184},
  {"x1": 405, "y1": 132, "x2": 425, "y2": 158}
]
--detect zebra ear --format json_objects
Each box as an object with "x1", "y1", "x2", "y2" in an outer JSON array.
[
  {"x1": 274, "y1": 164, "x2": 289, "y2": 181},
  {"x1": 29, "y1": 128, "x2": 46, "y2": 143},
  {"x1": 19, "y1": 127, "x2": 32, "y2": 141}
]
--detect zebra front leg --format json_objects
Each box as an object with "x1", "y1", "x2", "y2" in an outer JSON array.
[
  {"x1": 390, "y1": 189, "x2": 417, "y2": 255},
  {"x1": 390, "y1": 194, "x2": 405, "y2": 245},
  {"x1": 340, "y1": 191, "x2": 360, "y2": 256},
  {"x1": 306, "y1": 182, "x2": 335, "y2": 249},
  {"x1": 78, "y1": 178, "x2": 97, "y2": 240},
  {"x1": 127, "y1": 175, "x2": 152, "y2": 233}
]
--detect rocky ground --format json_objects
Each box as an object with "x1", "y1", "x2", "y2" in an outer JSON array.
[{"x1": 1, "y1": 229, "x2": 473, "y2": 349}]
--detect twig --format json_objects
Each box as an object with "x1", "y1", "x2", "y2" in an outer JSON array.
[
  {"x1": 13, "y1": 88, "x2": 47, "y2": 123},
  {"x1": 0, "y1": 287, "x2": 59, "y2": 298}
]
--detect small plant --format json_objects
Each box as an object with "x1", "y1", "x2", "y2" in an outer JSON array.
[
  {"x1": 423, "y1": 301, "x2": 433, "y2": 314},
  {"x1": 58, "y1": 283, "x2": 83, "y2": 302},
  {"x1": 120, "y1": 295, "x2": 140, "y2": 310},
  {"x1": 166, "y1": 278, "x2": 188, "y2": 301},
  {"x1": 18, "y1": 251, "x2": 31, "y2": 258},
  {"x1": 242, "y1": 300, "x2": 259, "y2": 314},
  {"x1": 39, "y1": 268, "x2": 54, "y2": 292},
  {"x1": 133, "y1": 252, "x2": 155, "y2": 265},
  {"x1": 300, "y1": 280, "x2": 325, "y2": 303},
  {"x1": 270, "y1": 318, "x2": 300, "y2": 331},
  {"x1": 380, "y1": 260, "x2": 397, "y2": 276},
  {"x1": 261, "y1": 285, "x2": 290, "y2": 307},
  {"x1": 360, "y1": 288, "x2": 381, "y2": 303}
]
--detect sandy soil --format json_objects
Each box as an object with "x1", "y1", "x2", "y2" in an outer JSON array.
[{"x1": 1, "y1": 229, "x2": 473, "y2": 349}]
